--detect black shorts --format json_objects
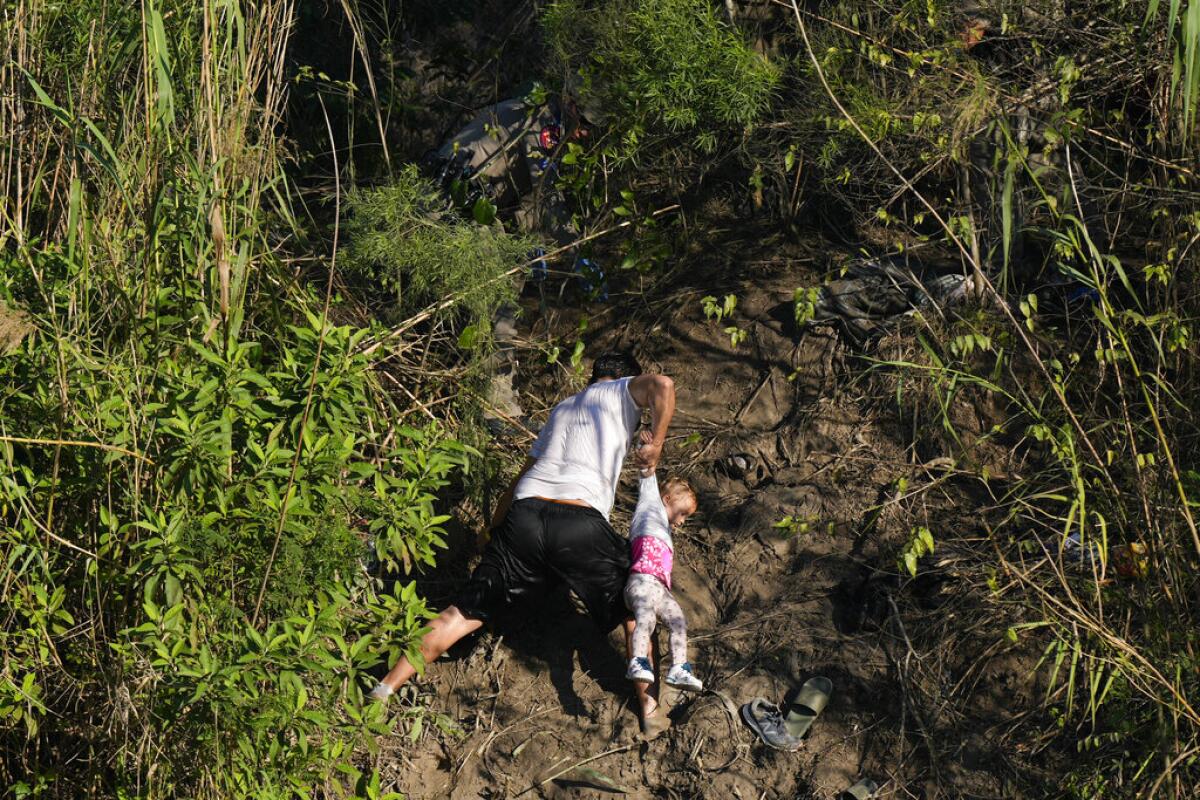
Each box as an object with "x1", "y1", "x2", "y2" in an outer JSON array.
[{"x1": 451, "y1": 498, "x2": 632, "y2": 631}]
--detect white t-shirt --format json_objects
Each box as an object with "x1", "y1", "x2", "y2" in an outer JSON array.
[
  {"x1": 514, "y1": 377, "x2": 642, "y2": 519},
  {"x1": 631, "y1": 474, "x2": 673, "y2": 549}
]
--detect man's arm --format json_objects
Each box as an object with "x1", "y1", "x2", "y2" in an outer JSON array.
[{"x1": 627, "y1": 374, "x2": 675, "y2": 473}]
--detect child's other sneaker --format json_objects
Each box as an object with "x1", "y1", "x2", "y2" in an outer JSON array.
[
  {"x1": 665, "y1": 663, "x2": 703, "y2": 691},
  {"x1": 626, "y1": 657, "x2": 655, "y2": 684}
]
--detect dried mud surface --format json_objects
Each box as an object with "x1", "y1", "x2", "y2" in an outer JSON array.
[{"x1": 371, "y1": 224, "x2": 1052, "y2": 800}]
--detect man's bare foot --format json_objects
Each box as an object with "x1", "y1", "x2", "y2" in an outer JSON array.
[{"x1": 638, "y1": 695, "x2": 671, "y2": 738}]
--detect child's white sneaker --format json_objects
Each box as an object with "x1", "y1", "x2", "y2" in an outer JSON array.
[
  {"x1": 626, "y1": 657, "x2": 655, "y2": 683},
  {"x1": 665, "y1": 662, "x2": 703, "y2": 692}
]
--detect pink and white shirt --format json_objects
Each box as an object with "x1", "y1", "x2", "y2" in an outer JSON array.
[{"x1": 629, "y1": 474, "x2": 674, "y2": 588}]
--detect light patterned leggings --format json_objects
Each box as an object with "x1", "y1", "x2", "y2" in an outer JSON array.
[{"x1": 624, "y1": 572, "x2": 689, "y2": 666}]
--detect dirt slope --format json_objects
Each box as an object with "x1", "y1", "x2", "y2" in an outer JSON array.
[{"x1": 368, "y1": 222, "x2": 1052, "y2": 799}]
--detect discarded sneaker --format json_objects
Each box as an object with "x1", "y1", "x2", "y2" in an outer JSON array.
[
  {"x1": 626, "y1": 657, "x2": 655, "y2": 684},
  {"x1": 665, "y1": 662, "x2": 703, "y2": 692},
  {"x1": 740, "y1": 697, "x2": 801, "y2": 751},
  {"x1": 574, "y1": 257, "x2": 609, "y2": 301},
  {"x1": 367, "y1": 682, "x2": 394, "y2": 703}
]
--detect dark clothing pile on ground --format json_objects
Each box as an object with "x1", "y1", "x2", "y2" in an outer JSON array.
[{"x1": 807, "y1": 257, "x2": 975, "y2": 342}]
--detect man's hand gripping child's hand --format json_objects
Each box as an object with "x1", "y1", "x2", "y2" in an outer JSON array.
[{"x1": 636, "y1": 429, "x2": 658, "y2": 477}]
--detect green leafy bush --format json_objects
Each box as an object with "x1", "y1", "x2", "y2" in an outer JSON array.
[
  {"x1": 542, "y1": 0, "x2": 779, "y2": 151},
  {"x1": 0, "y1": 193, "x2": 467, "y2": 800},
  {"x1": 0, "y1": 2, "x2": 473, "y2": 797},
  {"x1": 341, "y1": 167, "x2": 534, "y2": 328}
]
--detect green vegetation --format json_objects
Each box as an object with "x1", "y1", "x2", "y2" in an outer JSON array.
[
  {"x1": 0, "y1": 2, "x2": 476, "y2": 796},
  {"x1": 776, "y1": 2, "x2": 1200, "y2": 794},
  {"x1": 341, "y1": 168, "x2": 533, "y2": 328},
  {"x1": 5, "y1": 0, "x2": 1200, "y2": 796},
  {"x1": 543, "y1": 0, "x2": 778, "y2": 152},
  {"x1": 540, "y1": 0, "x2": 779, "y2": 272}
]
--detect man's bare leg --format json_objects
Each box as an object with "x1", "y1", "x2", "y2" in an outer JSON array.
[
  {"x1": 624, "y1": 617, "x2": 659, "y2": 720},
  {"x1": 370, "y1": 606, "x2": 483, "y2": 699}
]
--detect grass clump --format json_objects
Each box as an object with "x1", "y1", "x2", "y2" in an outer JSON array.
[
  {"x1": 543, "y1": 0, "x2": 778, "y2": 151},
  {"x1": 341, "y1": 166, "x2": 534, "y2": 328}
]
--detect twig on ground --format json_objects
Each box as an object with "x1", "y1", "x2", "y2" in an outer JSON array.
[
  {"x1": 516, "y1": 742, "x2": 639, "y2": 796},
  {"x1": 732, "y1": 370, "x2": 774, "y2": 427},
  {"x1": 690, "y1": 596, "x2": 834, "y2": 642}
]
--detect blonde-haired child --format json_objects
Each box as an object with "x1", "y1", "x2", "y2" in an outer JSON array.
[{"x1": 624, "y1": 468, "x2": 702, "y2": 691}]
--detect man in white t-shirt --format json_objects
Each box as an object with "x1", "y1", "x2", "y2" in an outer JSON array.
[{"x1": 370, "y1": 352, "x2": 676, "y2": 723}]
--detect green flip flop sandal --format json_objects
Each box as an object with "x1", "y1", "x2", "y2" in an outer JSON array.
[
  {"x1": 783, "y1": 676, "x2": 833, "y2": 740},
  {"x1": 838, "y1": 778, "x2": 879, "y2": 800}
]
